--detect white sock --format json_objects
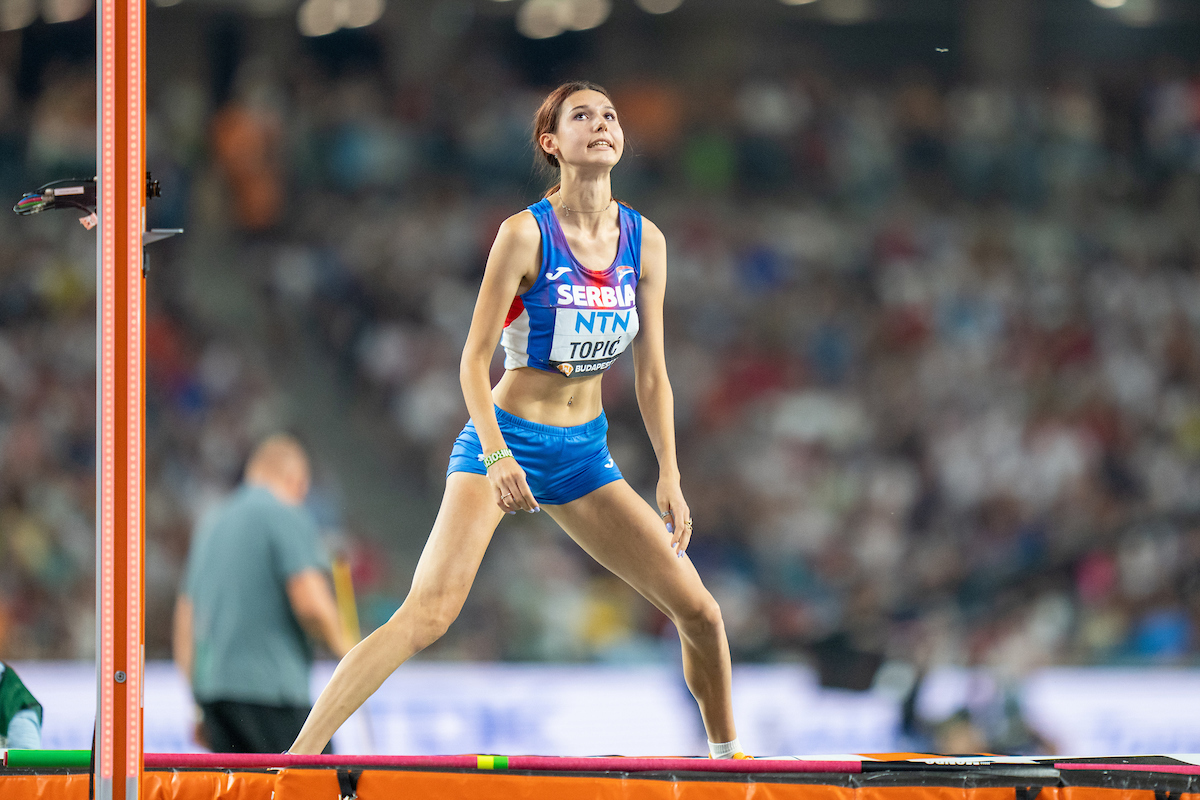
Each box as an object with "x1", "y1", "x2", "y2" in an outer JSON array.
[{"x1": 708, "y1": 737, "x2": 742, "y2": 759}]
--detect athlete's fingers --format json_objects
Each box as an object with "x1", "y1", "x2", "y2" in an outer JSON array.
[
  {"x1": 505, "y1": 480, "x2": 528, "y2": 511},
  {"x1": 495, "y1": 469, "x2": 536, "y2": 513},
  {"x1": 663, "y1": 500, "x2": 691, "y2": 556},
  {"x1": 656, "y1": 482, "x2": 692, "y2": 554},
  {"x1": 488, "y1": 459, "x2": 530, "y2": 513},
  {"x1": 495, "y1": 481, "x2": 521, "y2": 513},
  {"x1": 676, "y1": 517, "x2": 693, "y2": 556},
  {"x1": 663, "y1": 508, "x2": 685, "y2": 552},
  {"x1": 674, "y1": 499, "x2": 691, "y2": 527},
  {"x1": 516, "y1": 478, "x2": 539, "y2": 512}
]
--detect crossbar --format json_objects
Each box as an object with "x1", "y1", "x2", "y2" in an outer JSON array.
[{"x1": 135, "y1": 753, "x2": 863, "y2": 773}]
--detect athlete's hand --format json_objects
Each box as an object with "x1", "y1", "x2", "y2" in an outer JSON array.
[
  {"x1": 657, "y1": 478, "x2": 692, "y2": 557},
  {"x1": 487, "y1": 456, "x2": 540, "y2": 514}
]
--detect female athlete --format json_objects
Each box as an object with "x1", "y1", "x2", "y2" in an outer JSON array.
[{"x1": 289, "y1": 81, "x2": 746, "y2": 759}]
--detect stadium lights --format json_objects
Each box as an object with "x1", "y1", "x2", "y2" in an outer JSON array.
[
  {"x1": 1113, "y1": 0, "x2": 1157, "y2": 24},
  {"x1": 634, "y1": 0, "x2": 683, "y2": 13},
  {"x1": 820, "y1": 0, "x2": 872, "y2": 23},
  {"x1": 43, "y1": 0, "x2": 90, "y2": 22},
  {"x1": 778, "y1": 0, "x2": 875, "y2": 22},
  {"x1": 516, "y1": 0, "x2": 610, "y2": 39},
  {"x1": 1091, "y1": 0, "x2": 1161, "y2": 24},
  {"x1": 0, "y1": 0, "x2": 92, "y2": 31},
  {"x1": 566, "y1": 0, "x2": 609, "y2": 30},
  {"x1": 297, "y1": 0, "x2": 384, "y2": 36},
  {"x1": 0, "y1": 0, "x2": 36, "y2": 30},
  {"x1": 516, "y1": 0, "x2": 568, "y2": 38}
]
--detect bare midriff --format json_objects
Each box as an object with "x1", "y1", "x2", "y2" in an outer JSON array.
[{"x1": 492, "y1": 366, "x2": 607, "y2": 427}]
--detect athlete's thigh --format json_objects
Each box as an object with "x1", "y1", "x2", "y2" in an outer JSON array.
[
  {"x1": 407, "y1": 472, "x2": 506, "y2": 606},
  {"x1": 543, "y1": 480, "x2": 710, "y2": 615}
]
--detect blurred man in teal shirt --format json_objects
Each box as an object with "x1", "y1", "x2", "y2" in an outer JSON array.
[{"x1": 173, "y1": 434, "x2": 350, "y2": 753}]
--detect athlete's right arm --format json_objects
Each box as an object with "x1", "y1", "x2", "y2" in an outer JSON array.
[{"x1": 460, "y1": 211, "x2": 541, "y2": 513}]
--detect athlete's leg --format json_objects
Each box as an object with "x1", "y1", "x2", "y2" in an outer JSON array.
[
  {"x1": 542, "y1": 480, "x2": 736, "y2": 744},
  {"x1": 290, "y1": 472, "x2": 504, "y2": 754}
]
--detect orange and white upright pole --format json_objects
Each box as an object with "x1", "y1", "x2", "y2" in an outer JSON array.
[{"x1": 95, "y1": 0, "x2": 145, "y2": 790}]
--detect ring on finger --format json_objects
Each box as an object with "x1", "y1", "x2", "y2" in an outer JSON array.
[
  {"x1": 660, "y1": 511, "x2": 670, "y2": 519},
  {"x1": 502, "y1": 492, "x2": 512, "y2": 500},
  {"x1": 684, "y1": 520, "x2": 693, "y2": 528}
]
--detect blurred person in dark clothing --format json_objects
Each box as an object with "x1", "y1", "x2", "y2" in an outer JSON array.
[{"x1": 173, "y1": 434, "x2": 350, "y2": 753}]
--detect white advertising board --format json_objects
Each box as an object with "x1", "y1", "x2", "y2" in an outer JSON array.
[{"x1": 15, "y1": 661, "x2": 1200, "y2": 757}]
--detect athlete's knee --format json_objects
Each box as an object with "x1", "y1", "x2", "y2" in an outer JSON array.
[
  {"x1": 672, "y1": 591, "x2": 724, "y2": 638},
  {"x1": 389, "y1": 593, "x2": 463, "y2": 650},
  {"x1": 415, "y1": 614, "x2": 455, "y2": 649},
  {"x1": 417, "y1": 598, "x2": 463, "y2": 647}
]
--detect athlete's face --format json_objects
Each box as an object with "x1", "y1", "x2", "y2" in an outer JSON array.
[{"x1": 542, "y1": 90, "x2": 624, "y2": 168}]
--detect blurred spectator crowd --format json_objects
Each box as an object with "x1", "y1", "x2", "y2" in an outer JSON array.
[{"x1": 1, "y1": 20, "x2": 1200, "y2": 730}]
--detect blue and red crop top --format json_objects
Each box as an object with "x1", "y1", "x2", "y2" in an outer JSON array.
[{"x1": 501, "y1": 198, "x2": 642, "y2": 377}]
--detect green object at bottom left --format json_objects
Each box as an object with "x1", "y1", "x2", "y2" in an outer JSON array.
[{"x1": 5, "y1": 749, "x2": 91, "y2": 768}]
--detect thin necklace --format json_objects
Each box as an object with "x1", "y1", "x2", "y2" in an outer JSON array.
[{"x1": 560, "y1": 196, "x2": 613, "y2": 218}]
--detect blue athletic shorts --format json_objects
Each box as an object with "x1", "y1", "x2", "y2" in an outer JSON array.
[{"x1": 446, "y1": 405, "x2": 623, "y2": 505}]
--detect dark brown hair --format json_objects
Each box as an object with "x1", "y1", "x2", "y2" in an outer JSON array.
[{"x1": 532, "y1": 81, "x2": 612, "y2": 199}]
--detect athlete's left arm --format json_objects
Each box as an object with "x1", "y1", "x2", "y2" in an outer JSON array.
[{"x1": 632, "y1": 219, "x2": 692, "y2": 556}]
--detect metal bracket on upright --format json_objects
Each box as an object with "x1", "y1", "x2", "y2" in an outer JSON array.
[{"x1": 13, "y1": 172, "x2": 184, "y2": 277}]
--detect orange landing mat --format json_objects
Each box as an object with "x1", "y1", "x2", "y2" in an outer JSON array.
[{"x1": 4, "y1": 756, "x2": 1200, "y2": 800}]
